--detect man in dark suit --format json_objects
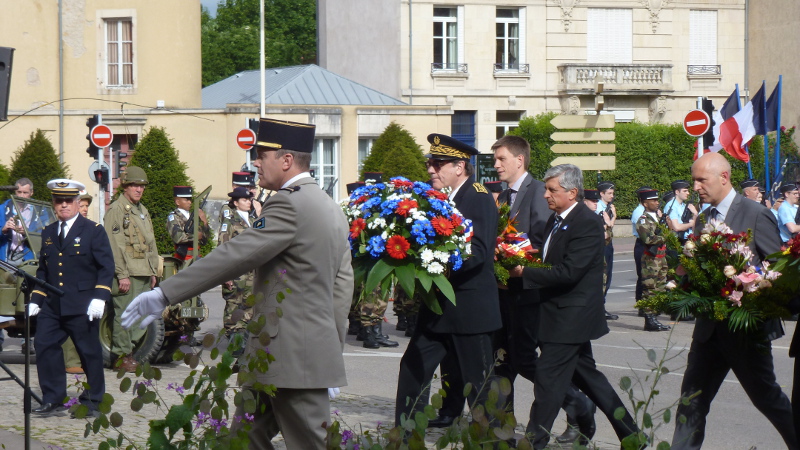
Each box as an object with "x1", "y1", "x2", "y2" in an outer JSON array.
[
  {"x1": 29, "y1": 179, "x2": 114, "y2": 416},
  {"x1": 395, "y1": 134, "x2": 501, "y2": 426},
  {"x1": 492, "y1": 135, "x2": 596, "y2": 444},
  {"x1": 672, "y1": 152, "x2": 797, "y2": 449},
  {"x1": 509, "y1": 164, "x2": 639, "y2": 449}
]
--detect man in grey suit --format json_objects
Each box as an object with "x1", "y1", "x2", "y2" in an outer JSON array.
[
  {"x1": 672, "y1": 152, "x2": 797, "y2": 449},
  {"x1": 122, "y1": 118, "x2": 354, "y2": 450}
]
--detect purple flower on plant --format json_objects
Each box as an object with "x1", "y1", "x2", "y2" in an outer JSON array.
[
  {"x1": 341, "y1": 429, "x2": 354, "y2": 444},
  {"x1": 176, "y1": 386, "x2": 185, "y2": 394},
  {"x1": 63, "y1": 398, "x2": 79, "y2": 408},
  {"x1": 179, "y1": 335, "x2": 189, "y2": 343},
  {"x1": 244, "y1": 413, "x2": 254, "y2": 422},
  {"x1": 195, "y1": 411, "x2": 209, "y2": 429},
  {"x1": 208, "y1": 418, "x2": 228, "y2": 433}
]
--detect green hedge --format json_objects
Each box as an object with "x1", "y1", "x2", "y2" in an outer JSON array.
[{"x1": 512, "y1": 115, "x2": 762, "y2": 218}]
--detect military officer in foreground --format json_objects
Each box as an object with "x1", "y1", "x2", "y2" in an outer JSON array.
[
  {"x1": 122, "y1": 118, "x2": 354, "y2": 449},
  {"x1": 30, "y1": 179, "x2": 114, "y2": 416},
  {"x1": 166, "y1": 186, "x2": 210, "y2": 262},
  {"x1": 104, "y1": 167, "x2": 159, "y2": 373}
]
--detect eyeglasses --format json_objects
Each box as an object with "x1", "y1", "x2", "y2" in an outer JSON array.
[
  {"x1": 426, "y1": 159, "x2": 452, "y2": 170},
  {"x1": 53, "y1": 197, "x2": 76, "y2": 204}
]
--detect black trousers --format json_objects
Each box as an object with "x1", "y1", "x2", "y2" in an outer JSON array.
[
  {"x1": 793, "y1": 355, "x2": 800, "y2": 447},
  {"x1": 36, "y1": 309, "x2": 105, "y2": 407},
  {"x1": 603, "y1": 241, "x2": 614, "y2": 299},
  {"x1": 395, "y1": 329, "x2": 495, "y2": 426},
  {"x1": 672, "y1": 330, "x2": 798, "y2": 449},
  {"x1": 527, "y1": 341, "x2": 638, "y2": 449},
  {"x1": 634, "y1": 239, "x2": 645, "y2": 301}
]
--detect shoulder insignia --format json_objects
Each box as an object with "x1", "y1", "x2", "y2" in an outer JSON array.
[
  {"x1": 44, "y1": 237, "x2": 53, "y2": 246},
  {"x1": 253, "y1": 217, "x2": 266, "y2": 229},
  {"x1": 473, "y1": 183, "x2": 488, "y2": 194},
  {"x1": 280, "y1": 186, "x2": 301, "y2": 193},
  {"x1": 112, "y1": 224, "x2": 120, "y2": 234},
  {"x1": 223, "y1": 209, "x2": 231, "y2": 219},
  {"x1": 168, "y1": 214, "x2": 175, "y2": 222},
  {"x1": 220, "y1": 223, "x2": 228, "y2": 232},
  {"x1": 95, "y1": 223, "x2": 101, "y2": 227},
  {"x1": 125, "y1": 205, "x2": 131, "y2": 211}
]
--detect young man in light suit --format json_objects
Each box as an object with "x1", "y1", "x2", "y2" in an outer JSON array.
[{"x1": 122, "y1": 118, "x2": 354, "y2": 450}]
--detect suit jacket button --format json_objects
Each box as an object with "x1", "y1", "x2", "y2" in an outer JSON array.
[
  {"x1": 58, "y1": 263, "x2": 62, "y2": 266},
  {"x1": 59, "y1": 253, "x2": 62, "y2": 256},
  {"x1": 59, "y1": 273, "x2": 63, "y2": 276},
  {"x1": 59, "y1": 282, "x2": 63, "y2": 286}
]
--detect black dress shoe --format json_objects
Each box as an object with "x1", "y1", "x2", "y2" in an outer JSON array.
[
  {"x1": 644, "y1": 314, "x2": 671, "y2": 332},
  {"x1": 427, "y1": 415, "x2": 456, "y2": 428},
  {"x1": 555, "y1": 423, "x2": 580, "y2": 444},
  {"x1": 33, "y1": 403, "x2": 63, "y2": 415},
  {"x1": 576, "y1": 409, "x2": 597, "y2": 444},
  {"x1": 605, "y1": 310, "x2": 619, "y2": 320}
]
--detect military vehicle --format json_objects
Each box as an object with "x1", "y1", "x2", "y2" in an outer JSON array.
[{"x1": 0, "y1": 193, "x2": 207, "y2": 366}]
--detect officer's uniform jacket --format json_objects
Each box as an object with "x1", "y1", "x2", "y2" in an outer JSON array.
[
  {"x1": 31, "y1": 214, "x2": 115, "y2": 315},
  {"x1": 104, "y1": 195, "x2": 159, "y2": 279},
  {"x1": 218, "y1": 208, "x2": 251, "y2": 245},
  {"x1": 160, "y1": 177, "x2": 354, "y2": 389}
]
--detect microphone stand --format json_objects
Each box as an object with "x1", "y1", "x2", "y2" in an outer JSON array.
[{"x1": 0, "y1": 259, "x2": 64, "y2": 450}]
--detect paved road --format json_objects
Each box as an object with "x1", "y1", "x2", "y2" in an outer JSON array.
[{"x1": 0, "y1": 237, "x2": 795, "y2": 448}]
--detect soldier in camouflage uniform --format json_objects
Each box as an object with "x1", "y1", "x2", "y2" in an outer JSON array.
[
  {"x1": 392, "y1": 285, "x2": 422, "y2": 337},
  {"x1": 103, "y1": 166, "x2": 160, "y2": 372},
  {"x1": 218, "y1": 187, "x2": 255, "y2": 334},
  {"x1": 218, "y1": 172, "x2": 254, "y2": 225},
  {"x1": 635, "y1": 189, "x2": 670, "y2": 332},
  {"x1": 167, "y1": 186, "x2": 210, "y2": 263}
]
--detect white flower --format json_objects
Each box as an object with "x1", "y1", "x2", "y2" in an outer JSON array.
[
  {"x1": 381, "y1": 231, "x2": 388, "y2": 240},
  {"x1": 368, "y1": 218, "x2": 387, "y2": 230},
  {"x1": 426, "y1": 261, "x2": 444, "y2": 274},
  {"x1": 765, "y1": 270, "x2": 781, "y2": 281},
  {"x1": 700, "y1": 233, "x2": 712, "y2": 243},
  {"x1": 421, "y1": 248, "x2": 435, "y2": 264},
  {"x1": 723, "y1": 265, "x2": 737, "y2": 278},
  {"x1": 433, "y1": 250, "x2": 450, "y2": 263},
  {"x1": 665, "y1": 280, "x2": 677, "y2": 290},
  {"x1": 412, "y1": 210, "x2": 427, "y2": 221}
]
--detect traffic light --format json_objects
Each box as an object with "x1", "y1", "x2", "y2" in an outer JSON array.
[
  {"x1": 116, "y1": 150, "x2": 128, "y2": 178},
  {"x1": 94, "y1": 167, "x2": 109, "y2": 191},
  {"x1": 701, "y1": 98, "x2": 715, "y2": 150},
  {"x1": 86, "y1": 114, "x2": 100, "y2": 159},
  {"x1": 248, "y1": 118, "x2": 259, "y2": 161}
]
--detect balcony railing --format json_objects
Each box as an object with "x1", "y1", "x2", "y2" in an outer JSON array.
[
  {"x1": 687, "y1": 65, "x2": 721, "y2": 76},
  {"x1": 431, "y1": 62, "x2": 469, "y2": 74},
  {"x1": 558, "y1": 63, "x2": 673, "y2": 94},
  {"x1": 493, "y1": 63, "x2": 530, "y2": 74}
]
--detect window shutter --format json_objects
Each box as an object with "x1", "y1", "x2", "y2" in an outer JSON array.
[
  {"x1": 457, "y1": 6, "x2": 465, "y2": 64},
  {"x1": 518, "y1": 7, "x2": 526, "y2": 65},
  {"x1": 587, "y1": 9, "x2": 632, "y2": 64},
  {"x1": 690, "y1": 10, "x2": 717, "y2": 66}
]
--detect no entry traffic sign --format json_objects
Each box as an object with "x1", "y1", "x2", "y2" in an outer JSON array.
[
  {"x1": 90, "y1": 125, "x2": 113, "y2": 148},
  {"x1": 683, "y1": 109, "x2": 711, "y2": 137},
  {"x1": 236, "y1": 128, "x2": 257, "y2": 150}
]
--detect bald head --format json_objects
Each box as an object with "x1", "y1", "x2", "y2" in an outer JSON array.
[{"x1": 692, "y1": 152, "x2": 732, "y2": 206}]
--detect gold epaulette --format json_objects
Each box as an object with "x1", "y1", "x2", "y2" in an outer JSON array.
[
  {"x1": 473, "y1": 183, "x2": 488, "y2": 194},
  {"x1": 280, "y1": 186, "x2": 301, "y2": 193}
]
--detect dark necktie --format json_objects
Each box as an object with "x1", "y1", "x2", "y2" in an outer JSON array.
[
  {"x1": 59, "y1": 221, "x2": 66, "y2": 245},
  {"x1": 543, "y1": 215, "x2": 563, "y2": 260},
  {"x1": 509, "y1": 189, "x2": 517, "y2": 207},
  {"x1": 707, "y1": 207, "x2": 719, "y2": 221}
]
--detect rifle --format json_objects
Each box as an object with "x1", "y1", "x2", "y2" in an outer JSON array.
[{"x1": 183, "y1": 186, "x2": 212, "y2": 262}]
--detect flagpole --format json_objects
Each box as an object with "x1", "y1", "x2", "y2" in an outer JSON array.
[
  {"x1": 775, "y1": 75, "x2": 783, "y2": 184},
  {"x1": 736, "y1": 84, "x2": 754, "y2": 178},
  {"x1": 761, "y1": 80, "x2": 770, "y2": 193}
]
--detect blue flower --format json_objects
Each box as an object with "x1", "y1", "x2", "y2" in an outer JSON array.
[
  {"x1": 367, "y1": 235, "x2": 385, "y2": 258},
  {"x1": 411, "y1": 219, "x2": 434, "y2": 245},
  {"x1": 380, "y1": 198, "x2": 401, "y2": 216},
  {"x1": 449, "y1": 250, "x2": 463, "y2": 271}
]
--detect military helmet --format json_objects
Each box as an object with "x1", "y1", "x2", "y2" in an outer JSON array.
[{"x1": 122, "y1": 166, "x2": 149, "y2": 185}]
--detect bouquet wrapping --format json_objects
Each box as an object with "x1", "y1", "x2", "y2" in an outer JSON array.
[
  {"x1": 342, "y1": 177, "x2": 472, "y2": 314},
  {"x1": 494, "y1": 203, "x2": 549, "y2": 285}
]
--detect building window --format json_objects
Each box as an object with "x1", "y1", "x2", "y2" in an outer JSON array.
[
  {"x1": 105, "y1": 19, "x2": 134, "y2": 87},
  {"x1": 688, "y1": 10, "x2": 719, "y2": 75},
  {"x1": 312, "y1": 138, "x2": 339, "y2": 200},
  {"x1": 451, "y1": 111, "x2": 476, "y2": 147},
  {"x1": 495, "y1": 8, "x2": 526, "y2": 72},
  {"x1": 587, "y1": 9, "x2": 632, "y2": 64},
  {"x1": 432, "y1": 6, "x2": 464, "y2": 71},
  {"x1": 496, "y1": 111, "x2": 524, "y2": 139},
  {"x1": 358, "y1": 138, "x2": 374, "y2": 172}
]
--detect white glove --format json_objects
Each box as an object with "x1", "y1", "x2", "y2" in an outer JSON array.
[
  {"x1": 87, "y1": 299, "x2": 105, "y2": 321},
  {"x1": 328, "y1": 387, "x2": 340, "y2": 399},
  {"x1": 27, "y1": 303, "x2": 40, "y2": 317},
  {"x1": 121, "y1": 287, "x2": 168, "y2": 329}
]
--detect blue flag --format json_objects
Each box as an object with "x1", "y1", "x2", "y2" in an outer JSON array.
[
  {"x1": 720, "y1": 89, "x2": 739, "y2": 120},
  {"x1": 751, "y1": 84, "x2": 767, "y2": 135},
  {"x1": 766, "y1": 82, "x2": 780, "y2": 132}
]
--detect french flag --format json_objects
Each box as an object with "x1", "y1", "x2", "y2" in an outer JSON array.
[{"x1": 708, "y1": 86, "x2": 757, "y2": 162}]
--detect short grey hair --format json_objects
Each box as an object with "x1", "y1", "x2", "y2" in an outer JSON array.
[{"x1": 544, "y1": 164, "x2": 583, "y2": 199}]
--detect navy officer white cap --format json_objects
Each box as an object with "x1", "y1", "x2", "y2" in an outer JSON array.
[{"x1": 47, "y1": 178, "x2": 86, "y2": 197}]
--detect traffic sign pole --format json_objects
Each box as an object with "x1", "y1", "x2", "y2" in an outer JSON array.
[{"x1": 696, "y1": 97, "x2": 703, "y2": 159}]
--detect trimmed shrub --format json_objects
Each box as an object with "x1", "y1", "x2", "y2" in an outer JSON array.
[
  {"x1": 9, "y1": 130, "x2": 69, "y2": 202},
  {"x1": 361, "y1": 122, "x2": 429, "y2": 182}
]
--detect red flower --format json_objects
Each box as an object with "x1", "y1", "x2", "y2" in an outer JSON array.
[
  {"x1": 386, "y1": 235, "x2": 411, "y2": 259},
  {"x1": 450, "y1": 214, "x2": 463, "y2": 228},
  {"x1": 395, "y1": 199, "x2": 418, "y2": 217},
  {"x1": 393, "y1": 179, "x2": 414, "y2": 189},
  {"x1": 354, "y1": 195, "x2": 369, "y2": 205},
  {"x1": 426, "y1": 189, "x2": 448, "y2": 201},
  {"x1": 431, "y1": 216, "x2": 454, "y2": 236},
  {"x1": 349, "y1": 218, "x2": 366, "y2": 239}
]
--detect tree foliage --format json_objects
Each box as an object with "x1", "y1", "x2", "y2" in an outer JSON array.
[
  {"x1": 201, "y1": 0, "x2": 317, "y2": 87},
  {"x1": 360, "y1": 122, "x2": 429, "y2": 182},
  {"x1": 9, "y1": 130, "x2": 69, "y2": 202},
  {"x1": 511, "y1": 115, "x2": 758, "y2": 218},
  {"x1": 0, "y1": 163, "x2": 10, "y2": 203},
  {"x1": 124, "y1": 127, "x2": 213, "y2": 255}
]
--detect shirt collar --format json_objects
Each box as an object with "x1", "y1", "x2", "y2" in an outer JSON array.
[
  {"x1": 448, "y1": 178, "x2": 469, "y2": 200},
  {"x1": 281, "y1": 172, "x2": 311, "y2": 189},
  {"x1": 713, "y1": 188, "x2": 737, "y2": 220},
  {"x1": 557, "y1": 201, "x2": 579, "y2": 221},
  {"x1": 508, "y1": 172, "x2": 528, "y2": 193}
]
